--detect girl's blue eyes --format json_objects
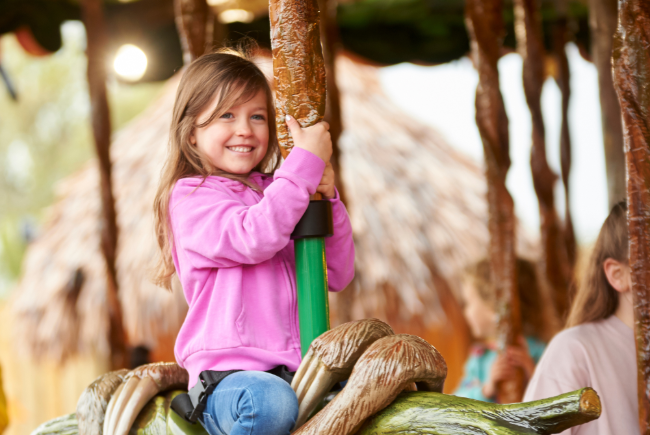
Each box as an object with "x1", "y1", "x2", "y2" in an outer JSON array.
[{"x1": 219, "y1": 113, "x2": 266, "y2": 121}]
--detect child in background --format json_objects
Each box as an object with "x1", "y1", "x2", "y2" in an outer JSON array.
[
  {"x1": 524, "y1": 202, "x2": 639, "y2": 435},
  {"x1": 153, "y1": 49, "x2": 355, "y2": 435},
  {"x1": 454, "y1": 258, "x2": 547, "y2": 402}
]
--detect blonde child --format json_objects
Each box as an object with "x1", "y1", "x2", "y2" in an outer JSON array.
[
  {"x1": 524, "y1": 202, "x2": 639, "y2": 434},
  {"x1": 454, "y1": 258, "x2": 547, "y2": 402},
  {"x1": 153, "y1": 50, "x2": 355, "y2": 435}
]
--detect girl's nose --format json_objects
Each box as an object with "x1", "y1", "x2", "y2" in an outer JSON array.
[{"x1": 235, "y1": 119, "x2": 253, "y2": 137}]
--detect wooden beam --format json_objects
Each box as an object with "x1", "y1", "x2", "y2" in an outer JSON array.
[
  {"x1": 174, "y1": 0, "x2": 212, "y2": 64},
  {"x1": 465, "y1": 0, "x2": 523, "y2": 403},
  {"x1": 80, "y1": 0, "x2": 128, "y2": 370},
  {"x1": 590, "y1": 0, "x2": 626, "y2": 207},
  {"x1": 612, "y1": 1, "x2": 650, "y2": 432},
  {"x1": 553, "y1": 0, "x2": 577, "y2": 277},
  {"x1": 514, "y1": 0, "x2": 570, "y2": 320}
]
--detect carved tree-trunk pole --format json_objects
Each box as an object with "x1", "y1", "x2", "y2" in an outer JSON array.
[
  {"x1": 318, "y1": 0, "x2": 345, "y2": 204},
  {"x1": 590, "y1": 0, "x2": 626, "y2": 207},
  {"x1": 270, "y1": 0, "x2": 332, "y2": 354},
  {"x1": 80, "y1": 0, "x2": 128, "y2": 370},
  {"x1": 465, "y1": 0, "x2": 523, "y2": 403},
  {"x1": 514, "y1": 0, "x2": 570, "y2": 320},
  {"x1": 317, "y1": 0, "x2": 353, "y2": 326},
  {"x1": 270, "y1": 0, "x2": 326, "y2": 157},
  {"x1": 174, "y1": 0, "x2": 212, "y2": 64},
  {"x1": 612, "y1": 2, "x2": 650, "y2": 432},
  {"x1": 553, "y1": 0, "x2": 577, "y2": 275}
]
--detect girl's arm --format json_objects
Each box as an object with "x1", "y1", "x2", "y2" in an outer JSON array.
[
  {"x1": 324, "y1": 189, "x2": 355, "y2": 292},
  {"x1": 171, "y1": 148, "x2": 325, "y2": 269}
]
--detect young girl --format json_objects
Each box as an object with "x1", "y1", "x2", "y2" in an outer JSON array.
[
  {"x1": 454, "y1": 258, "x2": 547, "y2": 402},
  {"x1": 153, "y1": 50, "x2": 355, "y2": 435},
  {"x1": 524, "y1": 202, "x2": 638, "y2": 434}
]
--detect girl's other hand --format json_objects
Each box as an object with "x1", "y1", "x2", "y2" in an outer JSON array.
[
  {"x1": 482, "y1": 353, "x2": 516, "y2": 399},
  {"x1": 318, "y1": 161, "x2": 336, "y2": 199},
  {"x1": 506, "y1": 339, "x2": 536, "y2": 381},
  {"x1": 286, "y1": 115, "x2": 332, "y2": 163}
]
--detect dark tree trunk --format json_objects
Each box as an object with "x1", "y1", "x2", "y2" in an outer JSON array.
[
  {"x1": 590, "y1": 0, "x2": 626, "y2": 208},
  {"x1": 553, "y1": 0, "x2": 577, "y2": 281},
  {"x1": 465, "y1": 0, "x2": 524, "y2": 403},
  {"x1": 80, "y1": 0, "x2": 128, "y2": 370},
  {"x1": 318, "y1": 0, "x2": 353, "y2": 324},
  {"x1": 174, "y1": 0, "x2": 212, "y2": 63},
  {"x1": 612, "y1": 1, "x2": 650, "y2": 432},
  {"x1": 514, "y1": 0, "x2": 570, "y2": 321}
]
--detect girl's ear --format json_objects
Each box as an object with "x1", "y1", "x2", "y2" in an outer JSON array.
[
  {"x1": 603, "y1": 258, "x2": 631, "y2": 293},
  {"x1": 189, "y1": 128, "x2": 197, "y2": 146}
]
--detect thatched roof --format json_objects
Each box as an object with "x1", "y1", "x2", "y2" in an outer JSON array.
[
  {"x1": 12, "y1": 54, "x2": 516, "y2": 360},
  {"x1": 334, "y1": 55, "x2": 489, "y2": 322}
]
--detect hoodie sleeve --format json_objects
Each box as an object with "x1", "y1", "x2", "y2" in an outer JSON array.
[
  {"x1": 324, "y1": 189, "x2": 355, "y2": 292},
  {"x1": 170, "y1": 148, "x2": 325, "y2": 269}
]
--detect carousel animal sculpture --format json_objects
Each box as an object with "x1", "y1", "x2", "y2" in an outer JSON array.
[{"x1": 33, "y1": 319, "x2": 600, "y2": 435}]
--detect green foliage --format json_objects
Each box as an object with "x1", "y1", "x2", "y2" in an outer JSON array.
[{"x1": 0, "y1": 21, "x2": 164, "y2": 298}]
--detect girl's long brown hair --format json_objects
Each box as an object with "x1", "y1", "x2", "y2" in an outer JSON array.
[
  {"x1": 153, "y1": 49, "x2": 281, "y2": 289},
  {"x1": 565, "y1": 201, "x2": 628, "y2": 328}
]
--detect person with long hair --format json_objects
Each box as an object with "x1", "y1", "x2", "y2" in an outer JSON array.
[
  {"x1": 524, "y1": 202, "x2": 638, "y2": 434},
  {"x1": 153, "y1": 49, "x2": 355, "y2": 435},
  {"x1": 454, "y1": 258, "x2": 548, "y2": 402}
]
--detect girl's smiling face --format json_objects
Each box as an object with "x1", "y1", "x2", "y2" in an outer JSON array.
[{"x1": 191, "y1": 89, "x2": 270, "y2": 175}]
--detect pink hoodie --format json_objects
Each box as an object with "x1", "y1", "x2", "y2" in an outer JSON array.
[{"x1": 170, "y1": 148, "x2": 355, "y2": 386}]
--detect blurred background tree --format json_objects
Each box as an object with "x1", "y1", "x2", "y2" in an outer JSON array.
[{"x1": 0, "y1": 21, "x2": 164, "y2": 298}]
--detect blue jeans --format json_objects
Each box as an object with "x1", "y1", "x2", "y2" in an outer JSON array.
[{"x1": 198, "y1": 371, "x2": 299, "y2": 435}]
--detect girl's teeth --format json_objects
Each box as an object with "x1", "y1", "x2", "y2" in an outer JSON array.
[{"x1": 229, "y1": 146, "x2": 253, "y2": 153}]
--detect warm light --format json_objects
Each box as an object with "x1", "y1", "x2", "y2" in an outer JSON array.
[
  {"x1": 219, "y1": 9, "x2": 255, "y2": 23},
  {"x1": 113, "y1": 44, "x2": 147, "y2": 82}
]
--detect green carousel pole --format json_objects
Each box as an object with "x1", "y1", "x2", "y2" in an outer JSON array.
[{"x1": 270, "y1": 0, "x2": 332, "y2": 356}]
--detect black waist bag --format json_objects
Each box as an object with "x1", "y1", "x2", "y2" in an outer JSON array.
[{"x1": 171, "y1": 366, "x2": 295, "y2": 424}]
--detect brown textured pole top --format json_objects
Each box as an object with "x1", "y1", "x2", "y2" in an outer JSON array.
[
  {"x1": 612, "y1": 1, "x2": 650, "y2": 432},
  {"x1": 270, "y1": 0, "x2": 327, "y2": 159}
]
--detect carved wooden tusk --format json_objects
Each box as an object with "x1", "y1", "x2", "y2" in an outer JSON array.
[
  {"x1": 77, "y1": 369, "x2": 128, "y2": 435},
  {"x1": 103, "y1": 381, "x2": 124, "y2": 435},
  {"x1": 295, "y1": 365, "x2": 339, "y2": 429},
  {"x1": 292, "y1": 349, "x2": 314, "y2": 390},
  {"x1": 106, "y1": 376, "x2": 139, "y2": 435},
  {"x1": 294, "y1": 359, "x2": 322, "y2": 401},
  {"x1": 114, "y1": 377, "x2": 158, "y2": 435}
]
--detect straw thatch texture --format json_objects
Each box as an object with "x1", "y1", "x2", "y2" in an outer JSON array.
[
  {"x1": 334, "y1": 55, "x2": 489, "y2": 323},
  {"x1": 11, "y1": 54, "x2": 510, "y2": 361},
  {"x1": 12, "y1": 77, "x2": 187, "y2": 360}
]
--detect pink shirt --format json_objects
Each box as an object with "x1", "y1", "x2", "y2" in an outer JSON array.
[
  {"x1": 170, "y1": 148, "x2": 355, "y2": 386},
  {"x1": 524, "y1": 315, "x2": 639, "y2": 435}
]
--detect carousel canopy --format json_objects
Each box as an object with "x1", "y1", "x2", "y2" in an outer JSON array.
[{"x1": 1, "y1": 0, "x2": 591, "y2": 81}]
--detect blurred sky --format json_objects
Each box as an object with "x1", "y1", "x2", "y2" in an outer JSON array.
[{"x1": 378, "y1": 44, "x2": 609, "y2": 244}]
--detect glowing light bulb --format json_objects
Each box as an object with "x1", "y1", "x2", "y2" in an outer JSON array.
[
  {"x1": 113, "y1": 44, "x2": 147, "y2": 82},
  {"x1": 219, "y1": 9, "x2": 255, "y2": 23}
]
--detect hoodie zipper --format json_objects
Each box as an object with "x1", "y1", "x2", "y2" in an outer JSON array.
[
  {"x1": 282, "y1": 254, "x2": 301, "y2": 352},
  {"x1": 252, "y1": 185, "x2": 301, "y2": 354}
]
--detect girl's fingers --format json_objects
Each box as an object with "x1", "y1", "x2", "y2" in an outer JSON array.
[
  {"x1": 320, "y1": 121, "x2": 330, "y2": 131},
  {"x1": 285, "y1": 114, "x2": 302, "y2": 137}
]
